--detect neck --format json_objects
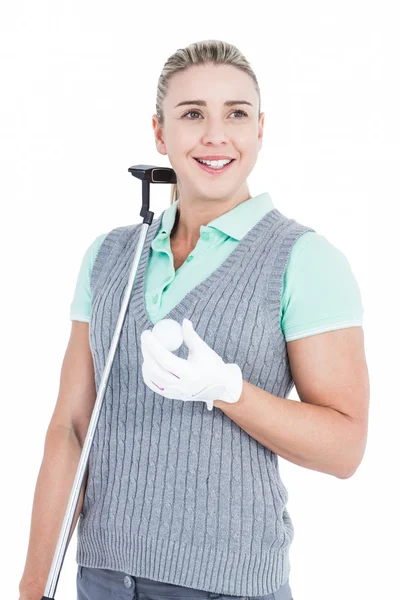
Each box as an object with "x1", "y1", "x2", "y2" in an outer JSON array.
[{"x1": 171, "y1": 185, "x2": 252, "y2": 247}]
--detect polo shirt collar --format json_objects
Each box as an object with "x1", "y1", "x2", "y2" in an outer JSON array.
[{"x1": 155, "y1": 192, "x2": 274, "y2": 242}]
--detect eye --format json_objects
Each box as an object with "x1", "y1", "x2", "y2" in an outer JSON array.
[{"x1": 182, "y1": 109, "x2": 248, "y2": 119}]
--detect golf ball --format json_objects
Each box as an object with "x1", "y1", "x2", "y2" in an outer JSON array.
[{"x1": 152, "y1": 318, "x2": 183, "y2": 352}]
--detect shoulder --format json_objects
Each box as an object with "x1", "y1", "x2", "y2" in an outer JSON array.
[
  {"x1": 70, "y1": 224, "x2": 141, "y2": 322},
  {"x1": 281, "y1": 231, "x2": 364, "y2": 341},
  {"x1": 289, "y1": 230, "x2": 352, "y2": 265},
  {"x1": 89, "y1": 231, "x2": 110, "y2": 262},
  {"x1": 69, "y1": 230, "x2": 109, "y2": 322}
]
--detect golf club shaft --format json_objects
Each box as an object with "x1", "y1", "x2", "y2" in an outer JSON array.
[{"x1": 41, "y1": 220, "x2": 152, "y2": 599}]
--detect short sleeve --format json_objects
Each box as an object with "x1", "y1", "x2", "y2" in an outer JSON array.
[
  {"x1": 281, "y1": 232, "x2": 364, "y2": 341},
  {"x1": 70, "y1": 232, "x2": 109, "y2": 322}
]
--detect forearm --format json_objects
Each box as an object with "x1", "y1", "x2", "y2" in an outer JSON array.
[
  {"x1": 214, "y1": 380, "x2": 358, "y2": 478},
  {"x1": 19, "y1": 426, "x2": 87, "y2": 597}
]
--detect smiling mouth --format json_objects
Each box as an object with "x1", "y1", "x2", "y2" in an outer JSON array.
[{"x1": 193, "y1": 157, "x2": 236, "y2": 172}]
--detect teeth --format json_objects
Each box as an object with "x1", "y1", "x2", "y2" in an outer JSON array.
[{"x1": 197, "y1": 158, "x2": 232, "y2": 168}]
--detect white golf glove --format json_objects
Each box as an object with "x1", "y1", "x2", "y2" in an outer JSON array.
[{"x1": 140, "y1": 318, "x2": 243, "y2": 411}]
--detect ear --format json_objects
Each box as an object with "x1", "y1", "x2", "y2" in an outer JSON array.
[
  {"x1": 152, "y1": 114, "x2": 167, "y2": 156},
  {"x1": 258, "y1": 112, "x2": 264, "y2": 149}
]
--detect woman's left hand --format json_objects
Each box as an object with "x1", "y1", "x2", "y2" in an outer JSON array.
[{"x1": 140, "y1": 318, "x2": 243, "y2": 411}]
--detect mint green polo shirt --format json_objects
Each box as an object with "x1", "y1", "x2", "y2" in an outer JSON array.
[{"x1": 69, "y1": 192, "x2": 364, "y2": 341}]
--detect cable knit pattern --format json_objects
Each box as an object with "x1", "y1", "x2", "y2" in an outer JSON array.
[{"x1": 76, "y1": 207, "x2": 315, "y2": 597}]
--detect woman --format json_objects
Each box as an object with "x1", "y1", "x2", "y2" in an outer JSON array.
[{"x1": 19, "y1": 40, "x2": 369, "y2": 600}]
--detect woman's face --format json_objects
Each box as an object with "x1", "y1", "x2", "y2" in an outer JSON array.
[{"x1": 153, "y1": 63, "x2": 264, "y2": 201}]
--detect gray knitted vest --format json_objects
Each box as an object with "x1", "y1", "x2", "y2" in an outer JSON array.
[{"x1": 76, "y1": 207, "x2": 315, "y2": 597}]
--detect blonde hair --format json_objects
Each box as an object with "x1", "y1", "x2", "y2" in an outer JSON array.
[{"x1": 155, "y1": 40, "x2": 261, "y2": 205}]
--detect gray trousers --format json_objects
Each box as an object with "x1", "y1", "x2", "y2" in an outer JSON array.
[{"x1": 76, "y1": 565, "x2": 293, "y2": 600}]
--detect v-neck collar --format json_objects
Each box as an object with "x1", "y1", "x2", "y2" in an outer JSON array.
[{"x1": 129, "y1": 207, "x2": 282, "y2": 331}]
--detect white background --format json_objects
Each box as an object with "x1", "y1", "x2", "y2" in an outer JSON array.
[{"x1": 1, "y1": 1, "x2": 398, "y2": 599}]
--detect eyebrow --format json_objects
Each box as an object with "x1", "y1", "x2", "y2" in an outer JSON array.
[{"x1": 174, "y1": 100, "x2": 253, "y2": 108}]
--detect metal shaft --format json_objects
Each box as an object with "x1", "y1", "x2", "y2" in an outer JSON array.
[{"x1": 42, "y1": 220, "x2": 152, "y2": 599}]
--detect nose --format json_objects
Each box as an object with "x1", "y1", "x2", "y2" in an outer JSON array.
[{"x1": 200, "y1": 117, "x2": 230, "y2": 145}]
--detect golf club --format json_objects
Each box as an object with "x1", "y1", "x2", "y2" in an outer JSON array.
[{"x1": 40, "y1": 164, "x2": 177, "y2": 599}]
